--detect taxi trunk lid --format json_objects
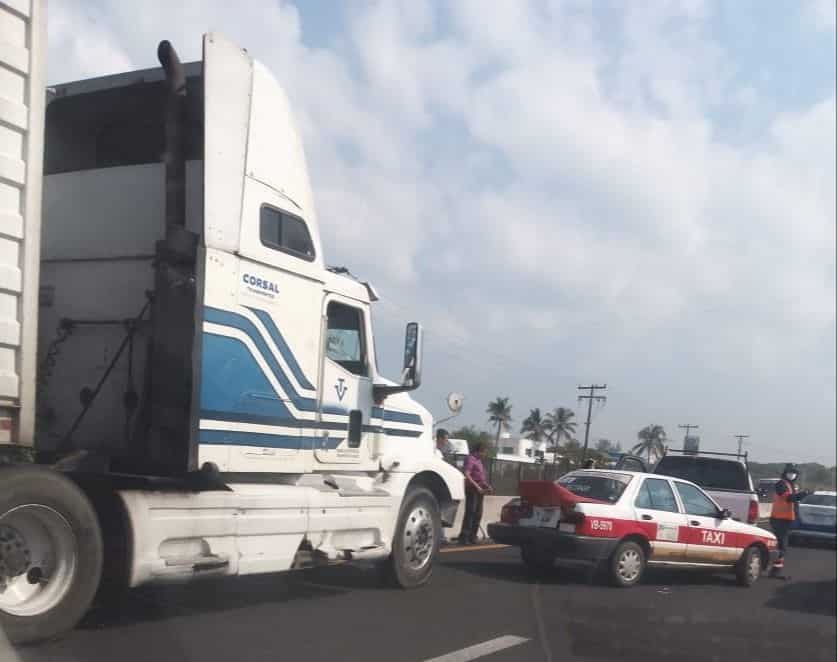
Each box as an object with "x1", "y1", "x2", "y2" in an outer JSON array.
[
  {"x1": 519, "y1": 480, "x2": 609, "y2": 508},
  {"x1": 517, "y1": 480, "x2": 610, "y2": 528}
]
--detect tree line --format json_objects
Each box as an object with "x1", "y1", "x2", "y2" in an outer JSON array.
[
  {"x1": 448, "y1": 396, "x2": 670, "y2": 465},
  {"x1": 449, "y1": 398, "x2": 836, "y2": 485}
]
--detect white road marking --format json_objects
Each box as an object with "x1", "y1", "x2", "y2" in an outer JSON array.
[{"x1": 422, "y1": 635, "x2": 530, "y2": 662}]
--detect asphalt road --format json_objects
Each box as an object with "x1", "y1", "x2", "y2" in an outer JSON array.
[{"x1": 7, "y1": 542, "x2": 836, "y2": 662}]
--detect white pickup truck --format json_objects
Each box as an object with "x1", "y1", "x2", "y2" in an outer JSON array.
[
  {"x1": 652, "y1": 450, "x2": 760, "y2": 525},
  {"x1": 0, "y1": 2, "x2": 463, "y2": 645}
]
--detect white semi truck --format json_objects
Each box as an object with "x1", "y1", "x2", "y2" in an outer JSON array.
[{"x1": 0, "y1": 2, "x2": 463, "y2": 644}]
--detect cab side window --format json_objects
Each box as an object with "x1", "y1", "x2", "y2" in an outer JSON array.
[
  {"x1": 635, "y1": 478, "x2": 680, "y2": 513},
  {"x1": 260, "y1": 205, "x2": 315, "y2": 261},
  {"x1": 674, "y1": 482, "x2": 720, "y2": 517},
  {"x1": 326, "y1": 302, "x2": 367, "y2": 376}
]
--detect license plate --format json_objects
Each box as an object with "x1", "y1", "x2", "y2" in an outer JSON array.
[
  {"x1": 533, "y1": 507, "x2": 560, "y2": 528},
  {"x1": 559, "y1": 522, "x2": 576, "y2": 533}
]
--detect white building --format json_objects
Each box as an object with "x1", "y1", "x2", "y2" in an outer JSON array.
[{"x1": 495, "y1": 434, "x2": 555, "y2": 463}]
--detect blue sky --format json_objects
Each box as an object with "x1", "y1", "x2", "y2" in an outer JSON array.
[{"x1": 47, "y1": 0, "x2": 836, "y2": 463}]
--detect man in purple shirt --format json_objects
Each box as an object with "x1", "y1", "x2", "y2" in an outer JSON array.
[{"x1": 457, "y1": 441, "x2": 493, "y2": 545}]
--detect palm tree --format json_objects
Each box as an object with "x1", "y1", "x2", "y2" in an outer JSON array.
[
  {"x1": 633, "y1": 424, "x2": 667, "y2": 463},
  {"x1": 545, "y1": 407, "x2": 577, "y2": 463},
  {"x1": 560, "y1": 438, "x2": 582, "y2": 467},
  {"x1": 520, "y1": 408, "x2": 547, "y2": 442},
  {"x1": 487, "y1": 397, "x2": 513, "y2": 451}
]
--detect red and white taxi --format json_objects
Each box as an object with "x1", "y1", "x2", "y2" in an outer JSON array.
[{"x1": 487, "y1": 470, "x2": 778, "y2": 587}]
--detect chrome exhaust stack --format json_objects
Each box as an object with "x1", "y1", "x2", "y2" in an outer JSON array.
[{"x1": 157, "y1": 40, "x2": 187, "y2": 230}]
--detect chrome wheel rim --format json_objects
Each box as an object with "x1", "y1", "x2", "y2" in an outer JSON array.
[
  {"x1": 402, "y1": 505, "x2": 434, "y2": 571},
  {"x1": 0, "y1": 505, "x2": 78, "y2": 617},
  {"x1": 617, "y1": 548, "x2": 641, "y2": 582},
  {"x1": 747, "y1": 552, "x2": 761, "y2": 582}
]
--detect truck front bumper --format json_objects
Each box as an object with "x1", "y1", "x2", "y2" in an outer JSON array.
[{"x1": 487, "y1": 523, "x2": 617, "y2": 562}]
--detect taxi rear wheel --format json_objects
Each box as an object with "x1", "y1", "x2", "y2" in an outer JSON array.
[
  {"x1": 609, "y1": 540, "x2": 645, "y2": 587},
  {"x1": 735, "y1": 546, "x2": 763, "y2": 587}
]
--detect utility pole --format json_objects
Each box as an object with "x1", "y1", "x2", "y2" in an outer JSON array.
[
  {"x1": 678, "y1": 423, "x2": 699, "y2": 450},
  {"x1": 578, "y1": 384, "x2": 607, "y2": 463},
  {"x1": 734, "y1": 434, "x2": 750, "y2": 456}
]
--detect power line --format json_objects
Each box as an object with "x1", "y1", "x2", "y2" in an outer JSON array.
[
  {"x1": 678, "y1": 423, "x2": 699, "y2": 451},
  {"x1": 578, "y1": 384, "x2": 607, "y2": 463},
  {"x1": 733, "y1": 433, "x2": 750, "y2": 456}
]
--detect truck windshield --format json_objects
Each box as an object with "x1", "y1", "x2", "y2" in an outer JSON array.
[
  {"x1": 655, "y1": 457, "x2": 750, "y2": 491},
  {"x1": 557, "y1": 473, "x2": 632, "y2": 503}
]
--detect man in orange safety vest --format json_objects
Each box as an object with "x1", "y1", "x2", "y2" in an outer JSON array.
[{"x1": 769, "y1": 463, "x2": 809, "y2": 578}]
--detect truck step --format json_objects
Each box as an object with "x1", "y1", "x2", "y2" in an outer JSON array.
[
  {"x1": 337, "y1": 486, "x2": 391, "y2": 497},
  {"x1": 163, "y1": 554, "x2": 230, "y2": 572}
]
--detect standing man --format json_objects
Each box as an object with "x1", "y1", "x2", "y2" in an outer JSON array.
[
  {"x1": 435, "y1": 428, "x2": 453, "y2": 457},
  {"x1": 457, "y1": 441, "x2": 493, "y2": 545},
  {"x1": 769, "y1": 463, "x2": 809, "y2": 578}
]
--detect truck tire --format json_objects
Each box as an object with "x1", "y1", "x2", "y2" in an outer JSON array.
[
  {"x1": 385, "y1": 487, "x2": 441, "y2": 589},
  {"x1": 521, "y1": 544, "x2": 555, "y2": 577},
  {"x1": 0, "y1": 465, "x2": 103, "y2": 645},
  {"x1": 608, "y1": 540, "x2": 645, "y2": 587},
  {"x1": 735, "y1": 546, "x2": 763, "y2": 587}
]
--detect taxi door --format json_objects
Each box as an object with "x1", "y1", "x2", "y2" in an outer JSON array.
[
  {"x1": 632, "y1": 477, "x2": 689, "y2": 561},
  {"x1": 673, "y1": 481, "x2": 740, "y2": 564}
]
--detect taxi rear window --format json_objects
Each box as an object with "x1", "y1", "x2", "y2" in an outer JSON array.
[{"x1": 557, "y1": 473, "x2": 631, "y2": 503}]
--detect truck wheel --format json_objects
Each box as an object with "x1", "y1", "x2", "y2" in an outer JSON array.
[
  {"x1": 0, "y1": 465, "x2": 103, "y2": 644},
  {"x1": 609, "y1": 540, "x2": 644, "y2": 587},
  {"x1": 735, "y1": 546, "x2": 763, "y2": 587},
  {"x1": 521, "y1": 544, "x2": 555, "y2": 577},
  {"x1": 385, "y1": 487, "x2": 441, "y2": 589}
]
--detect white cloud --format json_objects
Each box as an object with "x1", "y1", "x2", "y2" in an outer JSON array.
[
  {"x1": 806, "y1": 0, "x2": 837, "y2": 31},
  {"x1": 47, "y1": 1, "x2": 133, "y2": 81}
]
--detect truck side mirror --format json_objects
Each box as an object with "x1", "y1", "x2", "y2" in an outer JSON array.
[
  {"x1": 372, "y1": 322, "x2": 423, "y2": 403},
  {"x1": 401, "y1": 322, "x2": 422, "y2": 389}
]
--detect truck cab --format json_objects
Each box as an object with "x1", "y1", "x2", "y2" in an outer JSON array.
[
  {"x1": 1, "y1": 23, "x2": 463, "y2": 645},
  {"x1": 36, "y1": 35, "x2": 433, "y2": 478}
]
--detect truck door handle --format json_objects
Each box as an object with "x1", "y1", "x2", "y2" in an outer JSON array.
[
  {"x1": 641, "y1": 514, "x2": 653, "y2": 520},
  {"x1": 690, "y1": 520, "x2": 701, "y2": 526}
]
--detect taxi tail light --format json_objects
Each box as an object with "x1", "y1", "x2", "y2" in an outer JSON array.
[
  {"x1": 500, "y1": 498, "x2": 532, "y2": 525},
  {"x1": 561, "y1": 502, "x2": 586, "y2": 525},
  {"x1": 747, "y1": 499, "x2": 759, "y2": 524}
]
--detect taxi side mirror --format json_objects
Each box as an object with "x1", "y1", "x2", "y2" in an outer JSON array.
[{"x1": 719, "y1": 508, "x2": 732, "y2": 520}]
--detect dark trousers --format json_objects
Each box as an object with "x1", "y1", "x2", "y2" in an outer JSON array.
[
  {"x1": 770, "y1": 517, "x2": 793, "y2": 577},
  {"x1": 458, "y1": 489, "x2": 484, "y2": 543},
  {"x1": 770, "y1": 518, "x2": 792, "y2": 565}
]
